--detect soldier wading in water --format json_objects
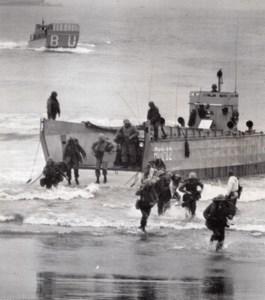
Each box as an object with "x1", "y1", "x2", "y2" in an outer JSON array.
[
  {"x1": 203, "y1": 194, "x2": 236, "y2": 252},
  {"x1": 63, "y1": 138, "x2": 87, "y2": 185},
  {"x1": 179, "y1": 172, "x2": 204, "y2": 218},
  {"x1": 40, "y1": 157, "x2": 67, "y2": 189},
  {"x1": 135, "y1": 179, "x2": 158, "y2": 232}
]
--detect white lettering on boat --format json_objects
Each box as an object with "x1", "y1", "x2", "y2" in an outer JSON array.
[
  {"x1": 50, "y1": 35, "x2": 59, "y2": 47},
  {"x1": 153, "y1": 147, "x2": 173, "y2": 161},
  {"x1": 68, "y1": 35, "x2": 77, "y2": 47}
]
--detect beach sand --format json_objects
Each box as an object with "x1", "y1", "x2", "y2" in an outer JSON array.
[{"x1": 1, "y1": 232, "x2": 265, "y2": 300}]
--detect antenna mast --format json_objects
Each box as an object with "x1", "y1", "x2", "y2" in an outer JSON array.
[
  {"x1": 234, "y1": 23, "x2": 239, "y2": 93},
  {"x1": 174, "y1": 76, "x2": 179, "y2": 126}
]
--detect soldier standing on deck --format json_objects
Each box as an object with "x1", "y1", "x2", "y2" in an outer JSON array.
[
  {"x1": 47, "y1": 91, "x2": 60, "y2": 120},
  {"x1": 92, "y1": 133, "x2": 114, "y2": 184},
  {"x1": 115, "y1": 119, "x2": 139, "y2": 168}
]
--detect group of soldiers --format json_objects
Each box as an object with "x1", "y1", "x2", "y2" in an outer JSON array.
[
  {"x1": 40, "y1": 133, "x2": 115, "y2": 188},
  {"x1": 136, "y1": 165, "x2": 241, "y2": 252},
  {"x1": 44, "y1": 91, "x2": 242, "y2": 252},
  {"x1": 46, "y1": 91, "x2": 167, "y2": 169}
]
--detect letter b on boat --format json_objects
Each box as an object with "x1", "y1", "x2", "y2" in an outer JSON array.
[{"x1": 50, "y1": 35, "x2": 59, "y2": 47}]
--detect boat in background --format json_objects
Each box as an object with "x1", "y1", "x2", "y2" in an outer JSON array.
[
  {"x1": 39, "y1": 72, "x2": 265, "y2": 179},
  {"x1": 28, "y1": 21, "x2": 79, "y2": 49}
]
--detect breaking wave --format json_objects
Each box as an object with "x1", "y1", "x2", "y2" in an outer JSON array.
[
  {"x1": 33, "y1": 46, "x2": 94, "y2": 54},
  {"x1": 0, "y1": 41, "x2": 27, "y2": 50},
  {"x1": 1, "y1": 210, "x2": 265, "y2": 235},
  {"x1": 0, "y1": 40, "x2": 95, "y2": 54},
  {"x1": 0, "y1": 184, "x2": 98, "y2": 202}
]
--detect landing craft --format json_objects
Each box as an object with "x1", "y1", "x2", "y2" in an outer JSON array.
[
  {"x1": 28, "y1": 22, "x2": 79, "y2": 49},
  {"x1": 39, "y1": 74, "x2": 265, "y2": 179}
]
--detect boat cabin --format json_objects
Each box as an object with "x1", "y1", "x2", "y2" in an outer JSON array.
[
  {"x1": 30, "y1": 23, "x2": 80, "y2": 41},
  {"x1": 188, "y1": 90, "x2": 239, "y2": 131}
]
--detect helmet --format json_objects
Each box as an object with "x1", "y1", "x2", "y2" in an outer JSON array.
[
  {"x1": 123, "y1": 119, "x2": 130, "y2": 124},
  {"x1": 47, "y1": 156, "x2": 53, "y2": 164},
  {"x1": 142, "y1": 179, "x2": 152, "y2": 186},
  {"x1": 189, "y1": 172, "x2": 197, "y2": 179},
  {"x1": 68, "y1": 137, "x2": 75, "y2": 144},
  {"x1": 172, "y1": 172, "x2": 181, "y2": 179},
  {"x1": 51, "y1": 91, "x2": 57, "y2": 98},
  {"x1": 213, "y1": 194, "x2": 225, "y2": 201},
  {"x1": 211, "y1": 84, "x2": 217, "y2": 91},
  {"x1": 98, "y1": 133, "x2": 105, "y2": 140},
  {"x1": 157, "y1": 170, "x2": 165, "y2": 177}
]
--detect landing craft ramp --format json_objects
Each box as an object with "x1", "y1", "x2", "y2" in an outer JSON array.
[{"x1": 40, "y1": 119, "x2": 144, "y2": 173}]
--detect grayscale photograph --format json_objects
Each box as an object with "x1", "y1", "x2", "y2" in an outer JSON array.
[{"x1": 0, "y1": 0, "x2": 265, "y2": 299}]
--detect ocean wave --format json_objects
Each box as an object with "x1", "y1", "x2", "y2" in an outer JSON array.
[
  {"x1": 0, "y1": 184, "x2": 98, "y2": 201},
  {"x1": 78, "y1": 42, "x2": 96, "y2": 48},
  {"x1": 0, "y1": 113, "x2": 41, "y2": 136},
  {"x1": 0, "y1": 40, "x2": 95, "y2": 54},
  {"x1": 10, "y1": 213, "x2": 265, "y2": 234},
  {"x1": 0, "y1": 214, "x2": 23, "y2": 223},
  {"x1": 0, "y1": 41, "x2": 27, "y2": 50},
  {"x1": 0, "y1": 113, "x2": 129, "y2": 139},
  {"x1": 31, "y1": 46, "x2": 94, "y2": 54}
]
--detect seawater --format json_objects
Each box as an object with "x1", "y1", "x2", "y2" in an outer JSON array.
[{"x1": 0, "y1": 0, "x2": 265, "y2": 255}]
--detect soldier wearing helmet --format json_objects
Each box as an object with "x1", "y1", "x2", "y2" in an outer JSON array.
[
  {"x1": 179, "y1": 172, "x2": 204, "y2": 218},
  {"x1": 154, "y1": 171, "x2": 172, "y2": 216},
  {"x1": 171, "y1": 172, "x2": 182, "y2": 202},
  {"x1": 92, "y1": 133, "x2": 114, "y2": 184},
  {"x1": 63, "y1": 137, "x2": 87, "y2": 185},
  {"x1": 47, "y1": 91, "x2": 60, "y2": 120},
  {"x1": 135, "y1": 179, "x2": 158, "y2": 232},
  {"x1": 203, "y1": 194, "x2": 236, "y2": 252},
  {"x1": 40, "y1": 157, "x2": 66, "y2": 189},
  {"x1": 115, "y1": 119, "x2": 139, "y2": 168}
]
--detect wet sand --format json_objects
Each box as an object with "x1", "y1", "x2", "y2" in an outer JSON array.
[{"x1": 1, "y1": 233, "x2": 265, "y2": 300}]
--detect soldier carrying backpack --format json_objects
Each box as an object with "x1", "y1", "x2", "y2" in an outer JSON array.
[{"x1": 203, "y1": 194, "x2": 236, "y2": 252}]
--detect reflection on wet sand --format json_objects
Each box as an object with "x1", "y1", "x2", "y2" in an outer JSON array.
[
  {"x1": 37, "y1": 271, "x2": 234, "y2": 300},
  {"x1": 37, "y1": 272, "x2": 160, "y2": 300},
  {"x1": 202, "y1": 255, "x2": 234, "y2": 299}
]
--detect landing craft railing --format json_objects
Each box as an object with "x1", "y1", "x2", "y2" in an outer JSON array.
[{"x1": 155, "y1": 125, "x2": 262, "y2": 141}]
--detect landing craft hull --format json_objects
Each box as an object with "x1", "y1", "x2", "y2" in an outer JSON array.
[
  {"x1": 40, "y1": 119, "x2": 143, "y2": 173},
  {"x1": 143, "y1": 133, "x2": 265, "y2": 179},
  {"x1": 28, "y1": 37, "x2": 46, "y2": 48},
  {"x1": 28, "y1": 23, "x2": 79, "y2": 49},
  {"x1": 28, "y1": 34, "x2": 79, "y2": 49},
  {"x1": 40, "y1": 119, "x2": 265, "y2": 179}
]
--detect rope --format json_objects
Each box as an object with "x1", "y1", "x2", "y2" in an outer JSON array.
[
  {"x1": 117, "y1": 92, "x2": 140, "y2": 124},
  {"x1": 28, "y1": 140, "x2": 41, "y2": 181}
]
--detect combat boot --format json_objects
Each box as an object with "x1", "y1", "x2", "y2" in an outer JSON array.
[
  {"x1": 95, "y1": 169, "x2": 100, "y2": 184},
  {"x1": 103, "y1": 169, "x2": 107, "y2": 183},
  {"x1": 216, "y1": 241, "x2": 223, "y2": 252},
  {"x1": 74, "y1": 169, "x2": 79, "y2": 185}
]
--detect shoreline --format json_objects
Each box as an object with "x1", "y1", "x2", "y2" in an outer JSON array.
[{"x1": 1, "y1": 233, "x2": 265, "y2": 299}]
